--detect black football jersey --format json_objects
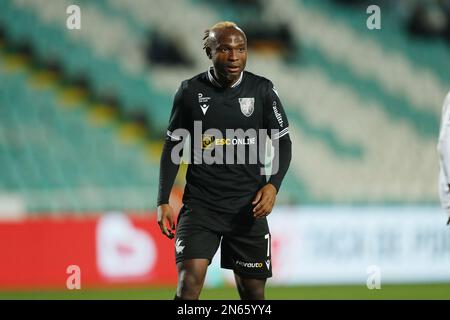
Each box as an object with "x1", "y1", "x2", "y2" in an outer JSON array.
[{"x1": 165, "y1": 68, "x2": 290, "y2": 213}]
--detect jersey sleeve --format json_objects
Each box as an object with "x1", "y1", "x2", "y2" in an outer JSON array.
[
  {"x1": 438, "y1": 91, "x2": 450, "y2": 185},
  {"x1": 166, "y1": 82, "x2": 187, "y2": 141},
  {"x1": 157, "y1": 82, "x2": 187, "y2": 206},
  {"x1": 262, "y1": 80, "x2": 292, "y2": 192},
  {"x1": 263, "y1": 80, "x2": 290, "y2": 141}
]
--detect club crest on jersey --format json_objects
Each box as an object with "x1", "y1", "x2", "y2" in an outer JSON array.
[{"x1": 239, "y1": 98, "x2": 255, "y2": 117}]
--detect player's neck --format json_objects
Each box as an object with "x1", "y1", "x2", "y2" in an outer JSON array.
[{"x1": 212, "y1": 68, "x2": 241, "y2": 88}]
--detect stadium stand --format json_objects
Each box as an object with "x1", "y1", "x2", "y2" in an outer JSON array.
[
  {"x1": 0, "y1": 32, "x2": 165, "y2": 212},
  {"x1": 0, "y1": 0, "x2": 449, "y2": 214}
]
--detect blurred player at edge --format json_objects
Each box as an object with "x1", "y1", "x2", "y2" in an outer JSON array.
[
  {"x1": 156, "y1": 21, "x2": 292, "y2": 299},
  {"x1": 437, "y1": 90, "x2": 450, "y2": 226}
]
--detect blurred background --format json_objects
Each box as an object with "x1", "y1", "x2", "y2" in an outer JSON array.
[{"x1": 0, "y1": 0, "x2": 450, "y2": 299}]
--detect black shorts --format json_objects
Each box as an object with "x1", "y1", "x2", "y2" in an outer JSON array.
[{"x1": 174, "y1": 204, "x2": 272, "y2": 279}]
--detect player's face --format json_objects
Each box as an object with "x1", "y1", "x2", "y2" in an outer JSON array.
[{"x1": 210, "y1": 28, "x2": 247, "y2": 85}]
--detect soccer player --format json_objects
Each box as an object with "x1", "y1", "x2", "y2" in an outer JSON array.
[
  {"x1": 437, "y1": 91, "x2": 450, "y2": 226},
  {"x1": 157, "y1": 21, "x2": 292, "y2": 300}
]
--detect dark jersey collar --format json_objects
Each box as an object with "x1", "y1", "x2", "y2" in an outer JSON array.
[{"x1": 207, "y1": 67, "x2": 243, "y2": 89}]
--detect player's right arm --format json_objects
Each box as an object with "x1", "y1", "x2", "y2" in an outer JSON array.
[
  {"x1": 437, "y1": 91, "x2": 450, "y2": 225},
  {"x1": 157, "y1": 138, "x2": 178, "y2": 239},
  {"x1": 252, "y1": 80, "x2": 292, "y2": 218},
  {"x1": 157, "y1": 83, "x2": 187, "y2": 238}
]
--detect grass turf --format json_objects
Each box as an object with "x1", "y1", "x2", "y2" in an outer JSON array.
[{"x1": 0, "y1": 283, "x2": 449, "y2": 300}]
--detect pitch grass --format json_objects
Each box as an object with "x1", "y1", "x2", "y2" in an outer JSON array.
[{"x1": 0, "y1": 283, "x2": 449, "y2": 300}]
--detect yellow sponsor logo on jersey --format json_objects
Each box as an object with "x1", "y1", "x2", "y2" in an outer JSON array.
[
  {"x1": 201, "y1": 134, "x2": 215, "y2": 149},
  {"x1": 202, "y1": 136, "x2": 256, "y2": 149},
  {"x1": 215, "y1": 138, "x2": 231, "y2": 146}
]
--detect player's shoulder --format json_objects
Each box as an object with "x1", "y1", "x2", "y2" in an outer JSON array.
[
  {"x1": 178, "y1": 71, "x2": 210, "y2": 92},
  {"x1": 244, "y1": 71, "x2": 281, "y2": 100},
  {"x1": 243, "y1": 70, "x2": 274, "y2": 88},
  {"x1": 244, "y1": 71, "x2": 278, "y2": 95}
]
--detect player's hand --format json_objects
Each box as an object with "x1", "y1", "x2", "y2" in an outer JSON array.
[
  {"x1": 157, "y1": 204, "x2": 175, "y2": 239},
  {"x1": 252, "y1": 183, "x2": 277, "y2": 218}
]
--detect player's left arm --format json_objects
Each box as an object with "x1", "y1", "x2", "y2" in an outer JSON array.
[
  {"x1": 437, "y1": 91, "x2": 450, "y2": 225},
  {"x1": 438, "y1": 93, "x2": 450, "y2": 187},
  {"x1": 253, "y1": 80, "x2": 292, "y2": 218}
]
